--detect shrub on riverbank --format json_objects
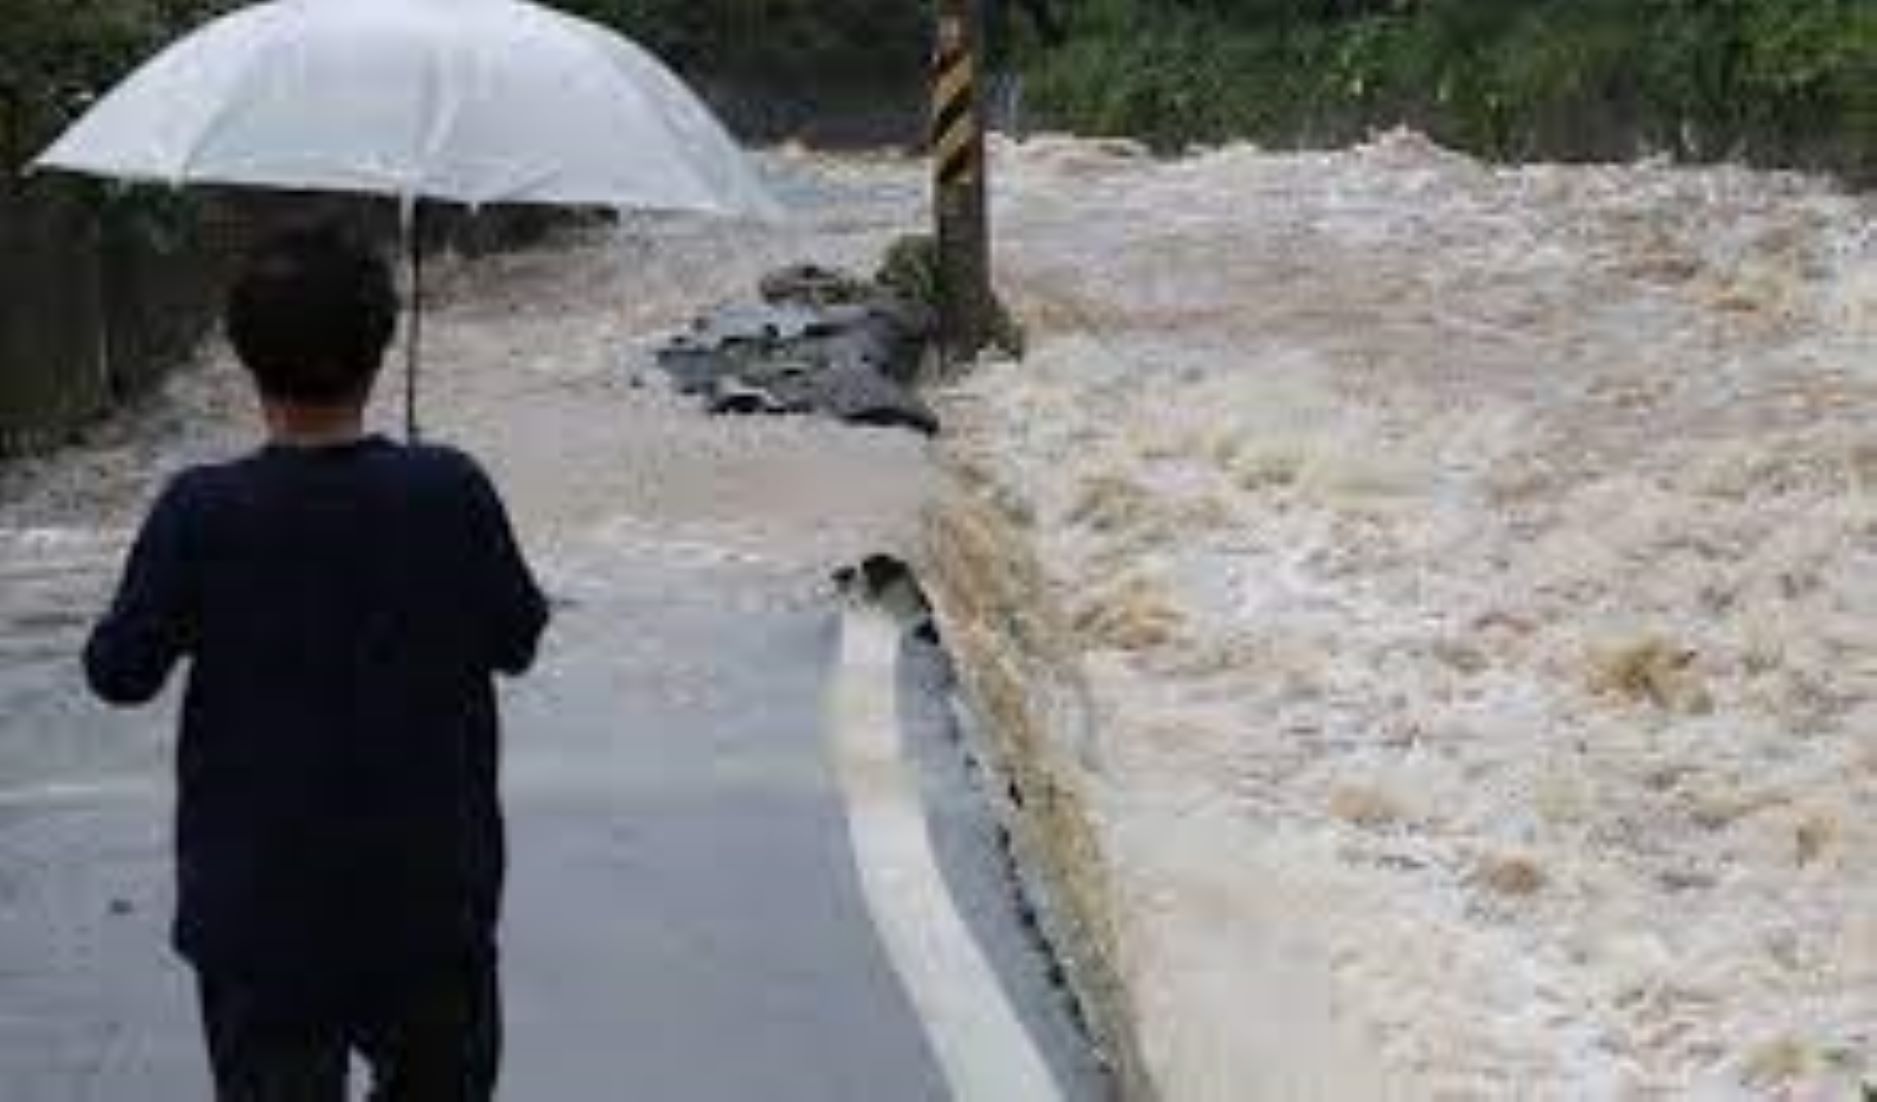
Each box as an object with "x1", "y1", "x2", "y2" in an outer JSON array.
[
  {"x1": 1021, "y1": 0, "x2": 1875, "y2": 183},
  {"x1": 559, "y1": 0, "x2": 924, "y2": 88}
]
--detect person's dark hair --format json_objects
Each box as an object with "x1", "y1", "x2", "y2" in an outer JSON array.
[{"x1": 226, "y1": 221, "x2": 398, "y2": 403}]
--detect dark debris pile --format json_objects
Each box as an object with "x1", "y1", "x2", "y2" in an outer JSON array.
[{"x1": 654, "y1": 262, "x2": 941, "y2": 437}]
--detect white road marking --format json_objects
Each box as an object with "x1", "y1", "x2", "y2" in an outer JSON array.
[{"x1": 828, "y1": 599, "x2": 1065, "y2": 1102}]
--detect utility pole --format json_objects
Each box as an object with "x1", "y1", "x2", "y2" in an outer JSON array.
[{"x1": 931, "y1": 0, "x2": 992, "y2": 361}]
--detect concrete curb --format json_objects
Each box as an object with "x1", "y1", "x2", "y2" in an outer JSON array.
[
  {"x1": 914, "y1": 477, "x2": 1161, "y2": 1102},
  {"x1": 830, "y1": 558, "x2": 1067, "y2": 1102}
]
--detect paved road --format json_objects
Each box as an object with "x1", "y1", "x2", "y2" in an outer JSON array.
[{"x1": 0, "y1": 523, "x2": 1109, "y2": 1100}]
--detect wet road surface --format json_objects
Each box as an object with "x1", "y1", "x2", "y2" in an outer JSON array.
[{"x1": 0, "y1": 526, "x2": 1109, "y2": 1100}]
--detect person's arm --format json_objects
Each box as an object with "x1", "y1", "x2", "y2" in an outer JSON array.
[
  {"x1": 462, "y1": 463, "x2": 549, "y2": 676},
  {"x1": 85, "y1": 476, "x2": 200, "y2": 705}
]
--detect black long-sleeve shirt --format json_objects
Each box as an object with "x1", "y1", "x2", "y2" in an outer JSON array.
[{"x1": 85, "y1": 437, "x2": 548, "y2": 984}]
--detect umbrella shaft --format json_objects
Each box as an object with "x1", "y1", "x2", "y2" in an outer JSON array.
[{"x1": 405, "y1": 203, "x2": 423, "y2": 443}]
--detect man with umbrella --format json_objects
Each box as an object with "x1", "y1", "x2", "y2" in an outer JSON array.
[
  {"x1": 87, "y1": 220, "x2": 550, "y2": 1100},
  {"x1": 46, "y1": 1, "x2": 776, "y2": 1097}
]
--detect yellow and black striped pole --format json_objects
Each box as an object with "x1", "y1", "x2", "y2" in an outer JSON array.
[{"x1": 932, "y1": 0, "x2": 992, "y2": 360}]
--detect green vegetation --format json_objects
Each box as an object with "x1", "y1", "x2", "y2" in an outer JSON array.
[
  {"x1": 1021, "y1": 0, "x2": 1875, "y2": 181},
  {"x1": 0, "y1": 1, "x2": 240, "y2": 172},
  {"x1": 557, "y1": 0, "x2": 925, "y2": 89},
  {"x1": 4, "y1": 1, "x2": 1870, "y2": 180}
]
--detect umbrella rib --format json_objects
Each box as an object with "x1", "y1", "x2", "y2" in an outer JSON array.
[
  {"x1": 172, "y1": 18, "x2": 292, "y2": 185},
  {"x1": 409, "y1": 18, "x2": 461, "y2": 202},
  {"x1": 537, "y1": 8, "x2": 721, "y2": 206}
]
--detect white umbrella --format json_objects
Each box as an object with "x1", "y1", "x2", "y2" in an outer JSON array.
[{"x1": 34, "y1": 0, "x2": 778, "y2": 436}]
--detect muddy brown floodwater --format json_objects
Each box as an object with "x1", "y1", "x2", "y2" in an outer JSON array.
[{"x1": 946, "y1": 131, "x2": 1876, "y2": 1098}]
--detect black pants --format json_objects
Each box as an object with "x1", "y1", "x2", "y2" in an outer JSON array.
[{"x1": 196, "y1": 957, "x2": 501, "y2": 1102}]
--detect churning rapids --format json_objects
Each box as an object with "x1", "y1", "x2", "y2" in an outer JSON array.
[
  {"x1": 953, "y1": 132, "x2": 1874, "y2": 1099},
  {"x1": 3, "y1": 134, "x2": 1873, "y2": 1098}
]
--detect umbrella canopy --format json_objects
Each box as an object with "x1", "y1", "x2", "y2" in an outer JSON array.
[
  {"x1": 34, "y1": 0, "x2": 776, "y2": 218},
  {"x1": 33, "y1": 0, "x2": 778, "y2": 438}
]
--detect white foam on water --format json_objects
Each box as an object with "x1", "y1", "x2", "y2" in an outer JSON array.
[{"x1": 950, "y1": 132, "x2": 1877, "y2": 1097}]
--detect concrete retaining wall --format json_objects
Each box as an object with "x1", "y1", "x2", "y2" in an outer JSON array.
[
  {"x1": 0, "y1": 185, "x2": 235, "y2": 456},
  {"x1": 0, "y1": 185, "x2": 565, "y2": 460},
  {"x1": 0, "y1": 186, "x2": 109, "y2": 453},
  {"x1": 917, "y1": 466, "x2": 1161, "y2": 1102}
]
